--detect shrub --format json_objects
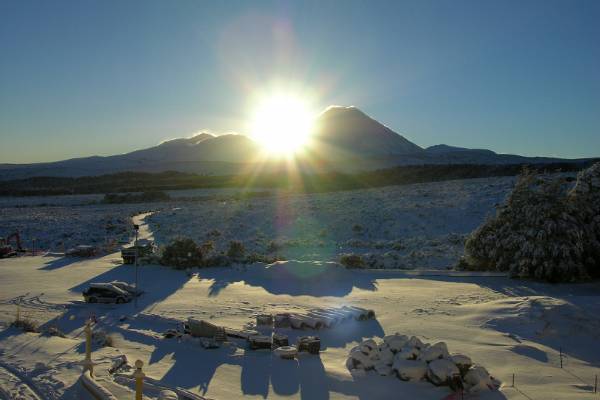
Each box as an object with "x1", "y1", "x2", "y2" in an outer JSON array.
[
  {"x1": 227, "y1": 241, "x2": 245, "y2": 260},
  {"x1": 42, "y1": 325, "x2": 65, "y2": 338},
  {"x1": 160, "y1": 237, "x2": 203, "y2": 268},
  {"x1": 11, "y1": 317, "x2": 38, "y2": 333},
  {"x1": 339, "y1": 253, "x2": 366, "y2": 269},
  {"x1": 92, "y1": 329, "x2": 115, "y2": 347}
]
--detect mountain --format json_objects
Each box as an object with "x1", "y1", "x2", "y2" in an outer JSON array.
[
  {"x1": 0, "y1": 106, "x2": 591, "y2": 180},
  {"x1": 309, "y1": 106, "x2": 423, "y2": 157}
]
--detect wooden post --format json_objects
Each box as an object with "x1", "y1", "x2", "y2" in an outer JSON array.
[
  {"x1": 594, "y1": 374, "x2": 597, "y2": 393},
  {"x1": 560, "y1": 347, "x2": 563, "y2": 368},
  {"x1": 16, "y1": 303, "x2": 20, "y2": 323},
  {"x1": 512, "y1": 373, "x2": 515, "y2": 387},
  {"x1": 83, "y1": 320, "x2": 94, "y2": 376},
  {"x1": 134, "y1": 359, "x2": 145, "y2": 400}
]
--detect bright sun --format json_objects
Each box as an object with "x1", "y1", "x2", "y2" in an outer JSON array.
[{"x1": 250, "y1": 94, "x2": 315, "y2": 155}]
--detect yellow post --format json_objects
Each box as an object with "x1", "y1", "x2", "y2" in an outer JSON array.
[
  {"x1": 134, "y1": 359, "x2": 145, "y2": 400},
  {"x1": 83, "y1": 320, "x2": 94, "y2": 376}
]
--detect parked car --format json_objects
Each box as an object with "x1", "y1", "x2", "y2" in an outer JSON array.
[
  {"x1": 66, "y1": 245, "x2": 96, "y2": 257},
  {"x1": 83, "y1": 283, "x2": 132, "y2": 304}
]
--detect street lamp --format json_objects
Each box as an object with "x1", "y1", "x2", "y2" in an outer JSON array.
[{"x1": 133, "y1": 224, "x2": 139, "y2": 308}]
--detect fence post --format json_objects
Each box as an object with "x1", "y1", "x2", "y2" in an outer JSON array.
[
  {"x1": 512, "y1": 373, "x2": 515, "y2": 387},
  {"x1": 559, "y1": 347, "x2": 563, "y2": 368},
  {"x1": 83, "y1": 320, "x2": 94, "y2": 376},
  {"x1": 594, "y1": 374, "x2": 597, "y2": 393},
  {"x1": 16, "y1": 302, "x2": 20, "y2": 323},
  {"x1": 134, "y1": 360, "x2": 145, "y2": 400}
]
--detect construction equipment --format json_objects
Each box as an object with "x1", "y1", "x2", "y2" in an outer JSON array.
[
  {"x1": 121, "y1": 239, "x2": 154, "y2": 264},
  {"x1": 0, "y1": 232, "x2": 24, "y2": 258}
]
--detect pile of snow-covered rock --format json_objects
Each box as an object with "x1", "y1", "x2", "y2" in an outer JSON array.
[
  {"x1": 460, "y1": 163, "x2": 600, "y2": 282},
  {"x1": 346, "y1": 334, "x2": 500, "y2": 394}
]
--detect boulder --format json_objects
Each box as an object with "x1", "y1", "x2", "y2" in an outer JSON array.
[
  {"x1": 427, "y1": 358, "x2": 460, "y2": 386},
  {"x1": 464, "y1": 366, "x2": 501, "y2": 392},
  {"x1": 406, "y1": 336, "x2": 425, "y2": 349},
  {"x1": 419, "y1": 342, "x2": 449, "y2": 362},
  {"x1": 374, "y1": 360, "x2": 393, "y2": 376},
  {"x1": 395, "y1": 346, "x2": 419, "y2": 361},
  {"x1": 349, "y1": 349, "x2": 374, "y2": 370},
  {"x1": 359, "y1": 339, "x2": 378, "y2": 355},
  {"x1": 377, "y1": 347, "x2": 394, "y2": 365},
  {"x1": 384, "y1": 334, "x2": 409, "y2": 352},
  {"x1": 450, "y1": 354, "x2": 472, "y2": 375},
  {"x1": 392, "y1": 358, "x2": 427, "y2": 381}
]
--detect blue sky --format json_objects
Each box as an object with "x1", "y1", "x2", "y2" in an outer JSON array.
[{"x1": 1, "y1": 0, "x2": 599, "y2": 163}]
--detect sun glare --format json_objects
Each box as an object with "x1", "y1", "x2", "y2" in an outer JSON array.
[{"x1": 250, "y1": 94, "x2": 315, "y2": 155}]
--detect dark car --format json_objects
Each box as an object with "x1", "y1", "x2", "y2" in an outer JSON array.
[{"x1": 83, "y1": 283, "x2": 132, "y2": 304}]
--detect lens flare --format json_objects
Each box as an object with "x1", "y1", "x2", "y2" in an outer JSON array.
[{"x1": 250, "y1": 93, "x2": 315, "y2": 155}]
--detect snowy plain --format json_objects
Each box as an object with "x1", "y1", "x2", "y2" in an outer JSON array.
[{"x1": 1, "y1": 176, "x2": 599, "y2": 399}]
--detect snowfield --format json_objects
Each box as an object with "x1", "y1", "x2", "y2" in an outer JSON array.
[
  {"x1": 148, "y1": 177, "x2": 516, "y2": 269},
  {"x1": 1, "y1": 252, "x2": 599, "y2": 399},
  {"x1": 1, "y1": 176, "x2": 599, "y2": 399}
]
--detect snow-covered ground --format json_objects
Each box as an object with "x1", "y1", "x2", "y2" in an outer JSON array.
[
  {"x1": 1, "y1": 245, "x2": 599, "y2": 399},
  {"x1": 0, "y1": 204, "x2": 146, "y2": 251},
  {"x1": 2, "y1": 176, "x2": 599, "y2": 399},
  {"x1": 148, "y1": 177, "x2": 516, "y2": 268}
]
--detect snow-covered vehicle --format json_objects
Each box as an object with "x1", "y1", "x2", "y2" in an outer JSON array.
[
  {"x1": 110, "y1": 281, "x2": 143, "y2": 297},
  {"x1": 66, "y1": 245, "x2": 96, "y2": 257},
  {"x1": 82, "y1": 283, "x2": 132, "y2": 304}
]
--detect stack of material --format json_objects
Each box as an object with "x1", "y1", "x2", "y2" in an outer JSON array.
[
  {"x1": 270, "y1": 306, "x2": 375, "y2": 331},
  {"x1": 272, "y1": 333, "x2": 289, "y2": 348},
  {"x1": 187, "y1": 318, "x2": 221, "y2": 338},
  {"x1": 249, "y1": 335, "x2": 272, "y2": 350},
  {"x1": 256, "y1": 314, "x2": 274, "y2": 326},
  {"x1": 460, "y1": 163, "x2": 600, "y2": 282},
  {"x1": 297, "y1": 336, "x2": 321, "y2": 354},
  {"x1": 346, "y1": 333, "x2": 500, "y2": 394}
]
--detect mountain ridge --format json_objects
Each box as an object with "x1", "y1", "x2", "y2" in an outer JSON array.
[{"x1": 0, "y1": 106, "x2": 592, "y2": 180}]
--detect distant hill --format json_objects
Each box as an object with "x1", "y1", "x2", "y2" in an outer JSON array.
[{"x1": 0, "y1": 105, "x2": 593, "y2": 180}]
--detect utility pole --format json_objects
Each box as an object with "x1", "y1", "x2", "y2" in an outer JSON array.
[{"x1": 134, "y1": 224, "x2": 139, "y2": 308}]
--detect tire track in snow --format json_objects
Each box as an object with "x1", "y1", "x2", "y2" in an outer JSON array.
[{"x1": 0, "y1": 362, "x2": 45, "y2": 400}]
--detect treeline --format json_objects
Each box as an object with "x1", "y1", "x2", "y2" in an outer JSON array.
[{"x1": 0, "y1": 161, "x2": 596, "y2": 197}]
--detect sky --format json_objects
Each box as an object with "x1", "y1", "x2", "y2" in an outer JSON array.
[{"x1": 0, "y1": 0, "x2": 599, "y2": 163}]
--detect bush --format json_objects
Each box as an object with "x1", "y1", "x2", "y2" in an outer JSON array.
[
  {"x1": 160, "y1": 238, "x2": 204, "y2": 268},
  {"x1": 339, "y1": 253, "x2": 366, "y2": 269},
  {"x1": 92, "y1": 329, "x2": 116, "y2": 347},
  {"x1": 227, "y1": 241, "x2": 245, "y2": 260},
  {"x1": 42, "y1": 325, "x2": 65, "y2": 338},
  {"x1": 11, "y1": 317, "x2": 38, "y2": 333}
]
